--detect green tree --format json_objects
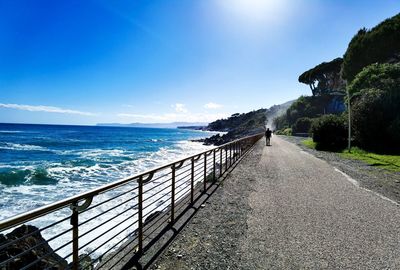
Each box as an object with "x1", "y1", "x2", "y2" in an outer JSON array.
[
  {"x1": 342, "y1": 13, "x2": 400, "y2": 82},
  {"x1": 299, "y1": 58, "x2": 345, "y2": 96},
  {"x1": 292, "y1": 117, "x2": 313, "y2": 134},
  {"x1": 285, "y1": 95, "x2": 331, "y2": 126},
  {"x1": 348, "y1": 63, "x2": 400, "y2": 152}
]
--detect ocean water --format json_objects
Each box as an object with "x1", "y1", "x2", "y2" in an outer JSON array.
[
  {"x1": 0, "y1": 123, "x2": 214, "y2": 260},
  {"x1": 0, "y1": 123, "x2": 214, "y2": 218}
]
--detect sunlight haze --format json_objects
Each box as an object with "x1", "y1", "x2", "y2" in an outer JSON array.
[{"x1": 0, "y1": 0, "x2": 399, "y2": 124}]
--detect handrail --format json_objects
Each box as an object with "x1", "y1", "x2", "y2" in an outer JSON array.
[
  {"x1": 0, "y1": 132, "x2": 264, "y2": 269},
  {"x1": 0, "y1": 132, "x2": 261, "y2": 231}
]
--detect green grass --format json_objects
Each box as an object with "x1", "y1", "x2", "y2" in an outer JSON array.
[
  {"x1": 275, "y1": 128, "x2": 292, "y2": 136},
  {"x1": 302, "y1": 138, "x2": 316, "y2": 149},
  {"x1": 340, "y1": 147, "x2": 400, "y2": 172}
]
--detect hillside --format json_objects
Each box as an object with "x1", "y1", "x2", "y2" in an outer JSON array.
[
  {"x1": 265, "y1": 100, "x2": 294, "y2": 129},
  {"x1": 200, "y1": 101, "x2": 292, "y2": 145}
]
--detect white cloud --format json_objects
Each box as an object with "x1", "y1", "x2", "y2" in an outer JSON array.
[
  {"x1": 0, "y1": 103, "x2": 96, "y2": 116},
  {"x1": 117, "y1": 112, "x2": 228, "y2": 123},
  {"x1": 118, "y1": 102, "x2": 228, "y2": 123},
  {"x1": 204, "y1": 102, "x2": 223, "y2": 109},
  {"x1": 122, "y1": 104, "x2": 135, "y2": 108},
  {"x1": 172, "y1": 103, "x2": 188, "y2": 113}
]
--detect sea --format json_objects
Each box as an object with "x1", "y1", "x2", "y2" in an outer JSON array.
[{"x1": 0, "y1": 123, "x2": 214, "y2": 260}]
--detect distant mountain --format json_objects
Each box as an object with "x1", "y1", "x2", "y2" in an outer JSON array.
[
  {"x1": 96, "y1": 122, "x2": 209, "y2": 129},
  {"x1": 265, "y1": 100, "x2": 295, "y2": 128},
  {"x1": 177, "y1": 125, "x2": 207, "y2": 130},
  {"x1": 201, "y1": 109, "x2": 267, "y2": 145},
  {"x1": 199, "y1": 100, "x2": 295, "y2": 145}
]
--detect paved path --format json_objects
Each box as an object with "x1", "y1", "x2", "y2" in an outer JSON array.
[{"x1": 152, "y1": 136, "x2": 400, "y2": 269}]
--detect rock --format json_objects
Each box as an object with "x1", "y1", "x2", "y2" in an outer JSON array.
[
  {"x1": 0, "y1": 224, "x2": 68, "y2": 269},
  {"x1": 144, "y1": 211, "x2": 163, "y2": 225},
  {"x1": 68, "y1": 254, "x2": 93, "y2": 270}
]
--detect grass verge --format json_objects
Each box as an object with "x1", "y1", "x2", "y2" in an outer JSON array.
[
  {"x1": 302, "y1": 138, "x2": 316, "y2": 149},
  {"x1": 340, "y1": 147, "x2": 400, "y2": 172}
]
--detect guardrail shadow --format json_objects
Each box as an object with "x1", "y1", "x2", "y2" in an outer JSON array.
[
  {"x1": 122, "y1": 142, "x2": 257, "y2": 270},
  {"x1": 0, "y1": 134, "x2": 263, "y2": 270}
]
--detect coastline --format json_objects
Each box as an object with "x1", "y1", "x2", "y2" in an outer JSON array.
[
  {"x1": 0, "y1": 125, "x2": 215, "y2": 261},
  {"x1": 0, "y1": 130, "x2": 225, "y2": 268}
]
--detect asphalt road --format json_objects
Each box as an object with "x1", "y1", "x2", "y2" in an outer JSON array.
[{"x1": 152, "y1": 136, "x2": 400, "y2": 269}]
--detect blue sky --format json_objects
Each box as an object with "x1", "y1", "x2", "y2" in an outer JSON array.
[{"x1": 0, "y1": 0, "x2": 399, "y2": 125}]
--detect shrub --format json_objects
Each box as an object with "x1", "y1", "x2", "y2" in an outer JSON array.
[
  {"x1": 348, "y1": 63, "x2": 400, "y2": 153},
  {"x1": 275, "y1": 128, "x2": 292, "y2": 136},
  {"x1": 311, "y1": 115, "x2": 347, "y2": 150},
  {"x1": 273, "y1": 115, "x2": 288, "y2": 131},
  {"x1": 351, "y1": 88, "x2": 400, "y2": 152},
  {"x1": 292, "y1": 117, "x2": 313, "y2": 134},
  {"x1": 347, "y1": 63, "x2": 400, "y2": 96}
]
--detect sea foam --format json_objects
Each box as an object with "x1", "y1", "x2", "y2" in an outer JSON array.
[{"x1": 0, "y1": 139, "x2": 212, "y2": 261}]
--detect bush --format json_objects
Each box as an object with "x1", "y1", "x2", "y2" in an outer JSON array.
[
  {"x1": 275, "y1": 128, "x2": 292, "y2": 136},
  {"x1": 273, "y1": 115, "x2": 288, "y2": 131},
  {"x1": 292, "y1": 117, "x2": 313, "y2": 134},
  {"x1": 348, "y1": 63, "x2": 400, "y2": 153},
  {"x1": 347, "y1": 63, "x2": 400, "y2": 96},
  {"x1": 311, "y1": 115, "x2": 347, "y2": 150},
  {"x1": 351, "y1": 88, "x2": 400, "y2": 152}
]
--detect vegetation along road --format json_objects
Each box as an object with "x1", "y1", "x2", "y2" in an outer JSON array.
[{"x1": 152, "y1": 136, "x2": 400, "y2": 269}]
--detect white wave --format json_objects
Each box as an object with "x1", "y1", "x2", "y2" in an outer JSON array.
[
  {"x1": 0, "y1": 130, "x2": 22, "y2": 133},
  {"x1": 0, "y1": 139, "x2": 213, "y2": 261},
  {"x1": 0, "y1": 143, "x2": 49, "y2": 151},
  {"x1": 0, "y1": 164, "x2": 36, "y2": 170},
  {"x1": 148, "y1": 138, "x2": 162, "y2": 142},
  {"x1": 72, "y1": 149, "x2": 127, "y2": 158}
]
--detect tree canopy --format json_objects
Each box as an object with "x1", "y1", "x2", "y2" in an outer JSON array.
[
  {"x1": 284, "y1": 95, "x2": 332, "y2": 125},
  {"x1": 298, "y1": 58, "x2": 345, "y2": 96},
  {"x1": 349, "y1": 63, "x2": 400, "y2": 152},
  {"x1": 342, "y1": 13, "x2": 400, "y2": 82},
  {"x1": 348, "y1": 62, "x2": 400, "y2": 97}
]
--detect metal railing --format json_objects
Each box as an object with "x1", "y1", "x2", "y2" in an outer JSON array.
[{"x1": 0, "y1": 133, "x2": 263, "y2": 269}]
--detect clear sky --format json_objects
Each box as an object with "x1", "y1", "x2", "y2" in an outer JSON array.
[{"x1": 0, "y1": 0, "x2": 399, "y2": 125}]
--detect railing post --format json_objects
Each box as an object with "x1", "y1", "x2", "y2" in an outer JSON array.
[
  {"x1": 69, "y1": 197, "x2": 92, "y2": 269},
  {"x1": 191, "y1": 158, "x2": 194, "y2": 204},
  {"x1": 236, "y1": 142, "x2": 239, "y2": 161},
  {"x1": 225, "y1": 146, "x2": 228, "y2": 172},
  {"x1": 203, "y1": 153, "x2": 207, "y2": 192},
  {"x1": 229, "y1": 144, "x2": 232, "y2": 167},
  {"x1": 70, "y1": 202, "x2": 79, "y2": 270},
  {"x1": 171, "y1": 164, "x2": 176, "y2": 223},
  {"x1": 213, "y1": 150, "x2": 216, "y2": 182},
  {"x1": 219, "y1": 148, "x2": 222, "y2": 177},
  {"x1": 233, "y1": 142, "x2": 236, "y2": 163},
  {"x1": 235, "y1": 142, "x2": 239, "y2": 161},
  {"x1": 138, "y1": 176, "x2": 144, "y2": 254},
  {"x1": 236, "y1": 142, "x2": 239, "y2": 160}
]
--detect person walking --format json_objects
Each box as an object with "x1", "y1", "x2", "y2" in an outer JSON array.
[{"x1": 265, "y1": 128, "x2": 272, "y2": 146}]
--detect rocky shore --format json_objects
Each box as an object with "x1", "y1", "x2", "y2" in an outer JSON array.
[
  {"x1": 193, "y1": 109, "x2": 267, "y2": 146},
  {"x1": 0, "y1": 225, "x2": 68, "y2": 269},
  {"x1": 194, "y1": 127, "x2": 265, "y2": 146}
]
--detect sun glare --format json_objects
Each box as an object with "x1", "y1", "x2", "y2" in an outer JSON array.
[{"x1": 218, "y1": 0, "x2": 291, "y2": 26}]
